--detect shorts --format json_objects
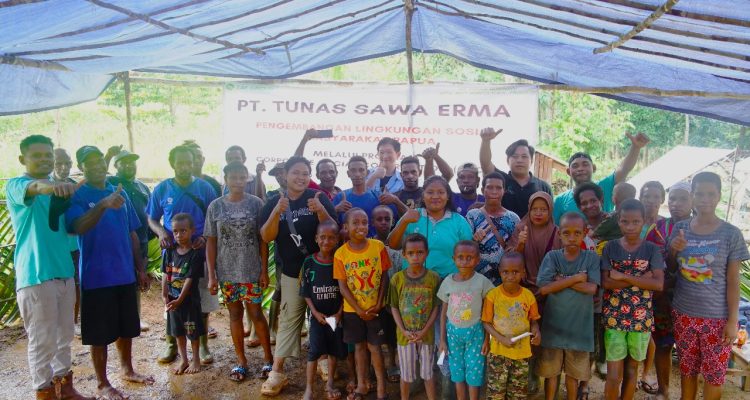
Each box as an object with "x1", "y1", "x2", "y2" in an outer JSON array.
[
  {"x1": 536, "y1": 347, "x2": 591, "y2": 381},
  {"x1": 221, "y1": 281, "x2": 262, "y2": 304},
  {"x1": 308, "y1": 318, "x2": 347, "y2": 361},
  {"x1": 447, "y1": 322, "x2": 486, "y2": 387},
  {"x1": 381, "y1": 310, "x2": 397, "y2": 347},
  {"x1": 342, "y1": 312, "x2": 385, "y2": 345},
  {"x1": 167, "y1": 296, "x2": 205, "y2": 340},
  {"x1": 397, "y1": 342, "x2": 434, "y2": 383},
  {"x1": 672, "y1": 309, "x2": 732, "y2": 386},
  {"x1": 604, "y1": 329, "x2": 650, "y2": 362},
  {"x1": 80, "y1": 283, "x2": 140, "y2": 346},
  {"x1": 487, "y1": 354, "x2": 529, "y2": 400}
]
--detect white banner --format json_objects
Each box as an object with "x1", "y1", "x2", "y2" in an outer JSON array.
[{"x1": 223, "y1": 82, "x2": 538, "y2": 184}]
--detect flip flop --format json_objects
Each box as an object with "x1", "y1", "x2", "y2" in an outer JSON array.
[
  {"x1": 325, "y1": 388, "x2": 342, "y2": 400},
  {"x1": 639, "y1": 379, "x2": 658, "y2": 395},
  {"x1": 229, "y1": 366, "x2": 248, "y2": 382}
]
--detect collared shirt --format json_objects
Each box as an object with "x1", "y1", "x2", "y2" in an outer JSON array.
[
  {"x1": 403, "y1": 208, "x2": 473, "y2": 278},
  {"x1": 553, "y1": 172, "x2": 616, "y2": 225},
  {"x1": 366, "y1": 168, "x2": 404, "y2": 193},
  {"x1": 495, "y1": 169, "x2": 553, "y2": 218}
]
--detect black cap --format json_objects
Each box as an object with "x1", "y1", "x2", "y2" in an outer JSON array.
[{"x1": 75, "y1": 145, "x2": 103, "y2": 165}]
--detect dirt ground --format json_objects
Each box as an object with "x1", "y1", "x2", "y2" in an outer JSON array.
[{"x1": 0, "y1": 286, "x2": 748, "y2": 400}]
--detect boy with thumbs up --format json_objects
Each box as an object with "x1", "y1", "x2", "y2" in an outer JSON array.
[
  {"x1": 334, "y1": 156, "x2": 397, "y2": 238},
  {"x1": 65, "y1": 145, "x2": 153, "y2": 400}
]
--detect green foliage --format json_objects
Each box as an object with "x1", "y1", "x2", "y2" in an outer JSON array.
[
  {"x1": 742, "y1": 260, "x2": 750, "y2": 302},
  {"x1": 0, "y1": 201, "x2": 19, "y2": 327}
]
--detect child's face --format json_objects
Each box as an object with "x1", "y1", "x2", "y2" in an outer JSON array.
[
  {"x1": 315, "y1": 225, "x2": 339, "y2": 253},
  {"x1": 528, "y1": 198, "x2": 550, "y2": 226},
  {"x1": 454, "y1": 245, "x2": 479, "y2": 272},
  {"x1": 225, "y1": 170, "x2": 249, "y2": 194},
  {"x1": 403, "y1": 240, "x2": 428, "y2": 267},
  {"x1": 578, "y1": 190, "x2": 602, "y2": 220},
  {"x1": 499, "y1": 259, "x2": 525, "y2": 288},
  {"x1": 618, "y1": 209, "x2": 644, "y2": 240},
  {"x1": 172, "y1": 220, "x2": 194, "y2": 246},
  {"x1": 559, "y1": 217, "x2": 586, "y2": 249},
  {"x1": 371, "y1": 209, "x2": 393, "y2": 237},
  {"x1": 345, "y1": 210, "x2": 369, "y2": 241}
]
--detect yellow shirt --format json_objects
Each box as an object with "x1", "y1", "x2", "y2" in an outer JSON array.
[
  {"x1": 481, "y1": 285, "x2": 540, "y2": 359},
  {"x1": 333, "y1": 239, "x2": 391, "y2": 313}
]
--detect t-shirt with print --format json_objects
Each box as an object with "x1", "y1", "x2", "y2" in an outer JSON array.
[
  {"x1": 553, "y1": 172, "x2": 616, "y2": 224},
  {"x1": 147, "y1": 177, "x2": 218, "y2": 239},
  {"x1": 437, "y1": 272, "x2": 494, "y2": 328},
  {"x1": 403, "y1": 209, "x2": 473, "y2": 278},
  {"x1": 388, "y1": 268, "x2": 440, "y2": 346},
  {"x1": 204, "y1": 194, "x2": 264, "y2": 283},
  {"x1": 466, "y1": 208, "x2": 520, "y2": 285},
  {"x1": 300, "y1": 254, "x2": 341, "y2": 317},
  {"x1": 259, "y1": 189, "x2": 336, "y2": 279},
  {"x1": 65, "y1": 183, "x2": 141, "y2": 290},
  {"x1": 452, "y1": 193, "x2": 485, "y2": 217},
  {"x1": 333, "y1": 239, "x2": 391, "y2": 313},
  {"x1": 396, "y1": 188, "x2": 423, "y2": 213},
  {"x1": 6, "y1": 175, "x2": 76, "y2": 290},
  {"x1": 600, "y1": 240, "x2": 664, "y2": 332},
  {"x1": 669, "y1": 220, "x2": 749, "y2": 319},
  {"x1": 162, "y1": 247, "x2": 204, "y2": 300},
  {"x1": 481, "y1": 285, "x2": 540, "y2": 359},
  {"x1": 537, "y1": 250, "x2": 601, "y2": 352}
]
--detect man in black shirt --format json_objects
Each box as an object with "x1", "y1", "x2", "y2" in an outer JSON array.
[{"x1": 479, "y1": 127, "x2": 553, "y2": 218}]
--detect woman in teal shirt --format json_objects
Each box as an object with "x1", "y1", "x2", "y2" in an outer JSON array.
[{"x1": 388, "y1": 176, "x2": 473, "y2": 278}]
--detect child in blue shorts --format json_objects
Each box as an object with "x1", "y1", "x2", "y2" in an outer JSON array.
[{"x1": 438, "y1": 240, "x2": 494, "y2": 400}]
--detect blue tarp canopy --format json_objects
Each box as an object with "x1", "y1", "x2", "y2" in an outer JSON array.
[{"x1": 2, "y1": 0, "x2": 749, "y2": 125}]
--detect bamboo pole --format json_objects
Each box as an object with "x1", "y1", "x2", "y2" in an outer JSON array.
[
  {"x1": 595, "y1": 0, "x2": 681, "y2": 54},
  {"x1": 0, "y1": 55, "x2": 70, "y2": 71},
  {"x1": 122, "y1": 72, "x2": 135, "y2": 152},
  {"x1": 404, "y1": 0, "x2": 416, "y2": 84}
]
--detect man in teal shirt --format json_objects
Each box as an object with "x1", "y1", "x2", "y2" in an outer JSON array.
[
  {"x1": 6, "y1": 135, "x2": 93, "y2": 399},
  {"x1": 553, "y1": 132, "x2": 650, "y2": 224}
]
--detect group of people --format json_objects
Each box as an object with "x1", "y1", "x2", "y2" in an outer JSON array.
[{"x1": 7, "y1": 127, "x2": 745, "y2": 400}]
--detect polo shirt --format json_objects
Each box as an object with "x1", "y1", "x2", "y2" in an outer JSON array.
[
  {"x1": 6, "y1": 175, "x2": 76, "y2": 290},
  {"x1": 147, "y1": 177, "x2": 217, "y2": 238},
  {"x1": 402, "y1": 209, "x2": 473, "y2": 278},
  {"x1": 553, "y1": 172, "x2": 616, "y2": 225},
  {"x1": 494, "y1": 169, "x2": 553, "y2": 218},
  {"x1": 65, "y1": 183, "x2": 140, "y2": 290}
]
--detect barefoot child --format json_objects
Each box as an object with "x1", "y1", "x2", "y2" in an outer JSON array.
[
  {"x1": 482, "y1": 251, "x2": 541, "y2": 400},
  {"x1": 536, "y1": 212, "x2": 600, "y2": 400},
  {"x1": 302, "y1": 220, "x2": 346, "y2": 400},
  {"x1": 600, "y1": 199, "x2": 664, "y2": 400},
  {"x1": 389, "y1": 233, "x2": 441, "y2": 400},
  {"x1": 438, "y1": 240, "x2": 494, "y2": 400},
  {"x1": 162, "y1": 213, "x2": 205, "y2": 375},
  {"x1": 334, "y1": 208, "x2": 391, "y2": 400}
]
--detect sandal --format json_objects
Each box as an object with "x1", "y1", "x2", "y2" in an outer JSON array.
[
  {"x1": 207, "y1": 327, "x2": 218, "y2": 339},
  {"x1": 325, "y1": 388, "x2": 343, "y2": 400},
  {"x1": 346, "y1": 392, "x2": 364, "y2": 400},
  {"x1": 261, "y1": 363, "x2": 273, "y2": 379},
  {"x1": 639, "y1": 380, "x2": 658, "y2": 395},
  {"x1": 261, "y1": 371, "x2": 289, "y2": 396},
  {"x1": 387, "y1": 366, "x2": 400, "y2": 383},
  {"x1": 229, "y1": 366, "x2": 248, "y2": 382}
]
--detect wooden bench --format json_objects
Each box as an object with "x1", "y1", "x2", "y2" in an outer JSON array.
[{"x1": 729, "y1": 346, "x2": 750, "y2": 391}]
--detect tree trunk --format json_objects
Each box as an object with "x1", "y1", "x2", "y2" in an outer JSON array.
[{"x1": 684, "y1": 114, "x2": 690, "y2": 145}]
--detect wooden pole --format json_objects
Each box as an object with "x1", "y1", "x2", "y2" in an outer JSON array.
[
  {"x1": 726, "y1": 146, "x2": 739, "y2": 221},
  {"x1": 684, "y1": 114, "x2": 690, "y2": 144},
  {"x1": 404, "y1": 0, "x2": 415, "y2": 84},
  {"x1": 123, "y1": 71, "x2": 135, "y2": 152},
  {"x1": 594, "y1": 0, "x2": 681, "y2": 54}
]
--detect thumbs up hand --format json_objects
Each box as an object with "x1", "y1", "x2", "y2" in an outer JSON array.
[
  {"x1": 671, "y1": 228, "x2": 688, "y2": 253},
  {"x1": 335, "y1": 190, "x2": 352, "y2": 214},
  {"x1": 307, "y1": 191, "x2": 325, "y2": 213},
  {"x1": 518, "y1": 225, "x2": 528, "y2": 245},
  {"x1": 275, "y1": 191, "x2": 289, "y2": 215},
  {"x1": 473, "y1": 225, "x2": 489, "y2": 242},
  {"x1": 378, "y1": 185, "x2": 399, "y2": 205},
  {"x1": 101, "y1": 184, "x2": 125, "y2": 209}
]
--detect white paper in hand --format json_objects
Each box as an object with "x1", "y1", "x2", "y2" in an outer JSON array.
[
  {"x1": 510, "y1": 332, "x2": 532, "y2": 343},
  {"x1": 436, "y1": 351, "x2": 446, "y2": 366},
  {"x1": 325, "y1": 317, "x2": 337, "y2": 331}
]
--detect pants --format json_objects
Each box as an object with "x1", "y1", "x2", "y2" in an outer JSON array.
[
  {"x1": 487, "y1": 354, "x2": 529, "y2": 400},
  {"x1": 447, "y1": 322, "x2": 486, "y2": 386},
  {"x1": 273, "y1": 273, "x2": 308, "y2": 358},
  {"x1": 17, "y1": 278, "x2": 76, "y2": 390}
]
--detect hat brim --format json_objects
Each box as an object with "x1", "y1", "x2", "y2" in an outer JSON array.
[{"x1": 115, "y1": 154, "x2": 139, "y2": 163}]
